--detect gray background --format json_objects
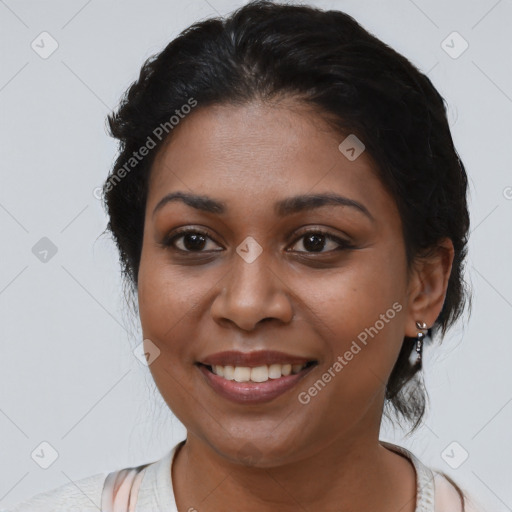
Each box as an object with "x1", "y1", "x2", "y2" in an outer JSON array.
[{"x1": 1, "y1": 0, "x2": 510, "y2": 509}]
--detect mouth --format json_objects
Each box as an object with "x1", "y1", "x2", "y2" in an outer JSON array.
[{"x1": 195, "y1": 359, "x2": 318, "y2": 404}]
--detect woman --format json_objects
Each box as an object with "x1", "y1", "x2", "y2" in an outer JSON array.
[{"x1": 10, "y1": 1, "x2": 485, "y2": 511}]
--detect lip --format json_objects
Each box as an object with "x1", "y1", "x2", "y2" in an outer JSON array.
[
  {"x1": 197, "y1": 362, "x2": 317, "y2": 404},
  {"x1": 199, "y1": 350, "x2": 316, "y2": 367}
]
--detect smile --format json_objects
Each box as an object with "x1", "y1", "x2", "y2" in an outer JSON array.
[{"x1": 196, "y1": 361, "x2": 318, "y2": 404}]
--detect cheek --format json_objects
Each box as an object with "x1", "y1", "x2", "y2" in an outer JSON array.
[
  {"x1": 137, "y1": 253, "x2": 220, "y2": 358},
  {"x1": 306, "y1": 251, "x2": 406, "y2": 334},
  {"x1": 298, "y1": 254, "x2": 407, "y2": 399},
  {"x1": 137, "y1": 255, "x2": 188, "y2": 345},
  {"x1": 136, "y1": 257, "x2": 207, "y2": 420}
]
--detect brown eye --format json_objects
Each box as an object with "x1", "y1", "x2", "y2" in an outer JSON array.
[
  {"x1": 163, "y1": 228, "x2": 222, "y2": 252},
  {"x1": 289, "y1": 229, "x2": 353, "y2": 253}
]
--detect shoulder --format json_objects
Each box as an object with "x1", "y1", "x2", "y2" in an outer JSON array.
[
  {"x1": 6, "y1": 445, "x2": 179, "y2": 512},
  {"x1": 380, "y1": 440, "x2": 487, "y2": 512},
  {"x1": 6, "y1": 472, "x2": 107, "y2": 512}
]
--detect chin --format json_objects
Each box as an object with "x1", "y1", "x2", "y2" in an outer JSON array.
[{"x1": 202, "y1": 429, "x2": 310, "y2": 468}]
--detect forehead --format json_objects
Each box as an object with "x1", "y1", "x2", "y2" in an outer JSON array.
[{"x1": 147, "y1": 100, "x2": 390, "y2": 217}]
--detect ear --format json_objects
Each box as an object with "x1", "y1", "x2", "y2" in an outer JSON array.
[{"x1": 404, "y1": 237, "x2": 455, "y2": 338}]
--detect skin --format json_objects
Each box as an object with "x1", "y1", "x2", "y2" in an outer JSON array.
[{"x1": 137, "y1": 98, "x2": 454, "y2": 512}]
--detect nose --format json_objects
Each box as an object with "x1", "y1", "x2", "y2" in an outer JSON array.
[{"x1": 210, "y1": 253, "x2": 294, "y2": 331}]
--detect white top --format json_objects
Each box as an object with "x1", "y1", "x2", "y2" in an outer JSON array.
[{"x1": 7, "y1": 440, "x2": 485, "y2": 511}]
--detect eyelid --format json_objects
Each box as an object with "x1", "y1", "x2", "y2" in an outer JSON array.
[{"x1": 290, "y1": 226, "x2": 351, "y2": 242}]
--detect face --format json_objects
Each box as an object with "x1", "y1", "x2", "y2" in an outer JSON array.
[{"x1": 137, "y1": 99, "x2": 415, "y2": 466}]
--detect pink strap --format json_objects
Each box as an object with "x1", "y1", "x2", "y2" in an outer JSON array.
[
  {"x1": 434, "y1": 473, "x2": 463, "y2": 511},
  {"x1": 101, "y1": 466, "x2": 147, "y2": 512},
  {"x1": 433, "y1": 473, "x2": 483, "y2": 512}
]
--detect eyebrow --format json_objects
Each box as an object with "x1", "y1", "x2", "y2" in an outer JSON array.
[{"x1": 152, "y1": 191, "x2": 375, "y2": 223}]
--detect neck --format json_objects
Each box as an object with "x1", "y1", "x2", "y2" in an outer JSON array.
[{"x1": 171, "y1": 429, "x2": 417, "y2": 512}]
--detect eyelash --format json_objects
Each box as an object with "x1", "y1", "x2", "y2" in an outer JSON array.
[{"x1": 161, "y1": 227, "x2": 354, "y2": 254}]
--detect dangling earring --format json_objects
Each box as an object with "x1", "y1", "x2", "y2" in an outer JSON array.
[{"x1": 413, "y1": 320, "x2": 428, "y2": 365}]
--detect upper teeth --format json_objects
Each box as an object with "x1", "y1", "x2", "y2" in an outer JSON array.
[{"x1": 211, "y1": 363, "x2": 308, "y2": 382}]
